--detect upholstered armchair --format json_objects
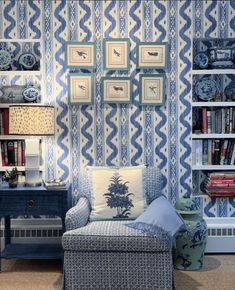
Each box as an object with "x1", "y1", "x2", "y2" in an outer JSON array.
[{"x1": 62, "y1": 167, "x2": 174, "y2": 290}]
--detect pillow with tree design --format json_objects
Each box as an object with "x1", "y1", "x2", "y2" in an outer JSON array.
[{"x1": 87, "y1": 165, "x2": 147, "y2": 221}]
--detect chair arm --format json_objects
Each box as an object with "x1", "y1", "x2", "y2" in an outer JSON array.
[{"x1": 65, "y1": 197, "x2": 91, "y2": 231}]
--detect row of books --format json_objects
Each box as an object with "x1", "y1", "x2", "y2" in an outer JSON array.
[
  {"x1": 193, "y1": 139, "x2": 235, "y2": 165},
  {"x1": 205, "y1": 172, "x2": 235, "y2": 197},
  {"x1": 0, "y1": 109, "x2": 9, "y2": 135},
  {"x1": 0, "y1": 140, "x2": 25, "y2": 166},
  {"x1": 193, "y1": 108, "x2": 235, "y2": 134}
]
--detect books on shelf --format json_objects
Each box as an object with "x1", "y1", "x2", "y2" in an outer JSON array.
[
  {"x1": 205, "y1": 172, "x2": 235, "y2": 197},
  {"x1": 43, "y1": 179, "x2": 67, "y2": 190},
  {"x1": 193, "y1": 107, "x2": 235, "y2": 134},
  {"x1": 193, "y1": 139, "x2": 235, "y2": 166},
  {"x1": 0, "y1": 140, "x2": 25, "y2": 166}
]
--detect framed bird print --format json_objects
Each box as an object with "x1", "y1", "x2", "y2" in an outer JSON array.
[
  {"x1": 103, "y1": 39, "x2": 130, "y2": 70},
  {"x1": 101, "y1": 77, "x2": 131, "y2": 103},
  {"x1": 139, "y1": 74, "x2": 166, "y2": 105},
  {"x1": 68, "y1": 73, "x2": 94, "y2": 105},
  {"x1": 137, "y1": 42, "x2": 167, "y2": 69},
  {"x1": 65, "y1": 42, "x2": 96, "y2": 69}
]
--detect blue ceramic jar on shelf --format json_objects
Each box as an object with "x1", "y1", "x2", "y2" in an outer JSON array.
[{"x1": 174, "y1": 196, "x2": 208, "y2": 271}]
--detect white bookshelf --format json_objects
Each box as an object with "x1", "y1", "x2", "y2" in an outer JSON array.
[
  {"x1": 192, "y1": 37, "x2": 235, "y2": 198},
  {"x1": 0, "y1": 38, "x2": 42, "y2": 174}
]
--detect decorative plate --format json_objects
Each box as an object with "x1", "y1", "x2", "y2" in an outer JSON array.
[
  {"x1": 0, "y1": 49, "x2": 12, "y2": 70},
  {"x1": 194, "y1": 52, "x2": 209, "y2": 69},
  {"x1": 18, "y1": 52, "x2": 36, "y2": 70},
  {"x1": 22, "y1": 86, "x2": 40, "y2": 102},
  {"x1": 195, "y1": 78, "x2": 217, "y2": 101}
]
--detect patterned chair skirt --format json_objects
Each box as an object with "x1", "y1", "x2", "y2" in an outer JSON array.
[{"x1": 62, "y1": 221, "x2": 174, "y2": 290}]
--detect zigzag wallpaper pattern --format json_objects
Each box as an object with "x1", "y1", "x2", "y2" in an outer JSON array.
[{"x1": 0, "y1": 0, "x2": 235, "y2": 217}]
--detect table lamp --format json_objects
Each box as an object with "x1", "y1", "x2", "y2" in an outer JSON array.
[{"x1": 9, "y1": 105, "x2": 55, "y2": 186}]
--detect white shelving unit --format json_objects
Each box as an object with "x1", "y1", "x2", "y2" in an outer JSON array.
[
  {"x1": 192, "y1": 37, "x2": 235, "y2": 196},
  {"x1": 0, "y1": 38, "x2": 41, "y2": 173}
]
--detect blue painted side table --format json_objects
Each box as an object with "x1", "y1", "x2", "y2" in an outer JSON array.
[{"x1": 0, "y1": 184, "x2": 71, "y2": 271}]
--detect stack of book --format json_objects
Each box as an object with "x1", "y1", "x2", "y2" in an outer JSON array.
[
  {"x1": 205, "y1": 172, "x2": 235, "y2": 197},
  {"x1": 43, "y1": 179, "x2": 67, "y2": 190}
]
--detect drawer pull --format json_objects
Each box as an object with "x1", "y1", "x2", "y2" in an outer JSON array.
[{"x1": 27, "y1": 200, "x2": 36, "y2": 208}]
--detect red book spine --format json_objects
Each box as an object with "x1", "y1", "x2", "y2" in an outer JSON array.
[
  {"x1": 1, "y1": 142, "x2": 6, "y2": 166},
  {"x1": 3, "y1": 109, "x2": 9, "y2": 135},
  {"x1": 202, "y1": 108, "x2": 208, "y2": 134},
  {"x1": 210, "y1": 176, "x2": 235, "y2": 180},
  {"x1": 7, "y1": 141, "x2": 14, "y2": 165},
  {"x1": 207, "y1": 191, "x2": 235, "y2": 197},
  {"x1": 208, "y1": 181, "x2": 235, "y2": 186}
]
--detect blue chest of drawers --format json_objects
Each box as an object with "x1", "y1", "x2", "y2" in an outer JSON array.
[{"x1": 0, "y1": 184, "x2": 71, "y2": 270}]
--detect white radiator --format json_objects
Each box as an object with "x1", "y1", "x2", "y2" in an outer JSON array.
[{"x1": 205, "y1": 217, "x2": 235, "y2": 253}]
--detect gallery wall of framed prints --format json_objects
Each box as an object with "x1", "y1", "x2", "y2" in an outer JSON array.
[{"x1": 65, "y1": 39, "x2": 167, "y2": 106}]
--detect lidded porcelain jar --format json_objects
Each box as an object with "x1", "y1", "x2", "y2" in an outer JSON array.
[{"x1": 174, "y1": 196, "x2": 207, "y2": 270}]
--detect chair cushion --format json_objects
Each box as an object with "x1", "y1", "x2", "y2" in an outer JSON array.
[
  {"x1": 62, "y1": 221, "x2": 171, "y2": 253},
  {"x1": 74, "y1": 166, "x2": 163, "y2": 207},
  {"x1": 87, "y1": 165, "x2": 147, "y2": 221}
]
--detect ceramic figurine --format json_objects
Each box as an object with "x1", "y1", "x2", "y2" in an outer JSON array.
[{"x1": 209, "y1": 46, "x2": 235, "y2": 69}]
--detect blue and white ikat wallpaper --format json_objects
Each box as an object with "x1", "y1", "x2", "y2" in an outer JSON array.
[{"x1": 0, "y1": 0, "x2": 235, "y2": 218}]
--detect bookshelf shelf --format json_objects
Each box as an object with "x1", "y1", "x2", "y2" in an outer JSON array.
[
  {"x1": 192, "y1": 165, "x2": 235, "y2": 170},
  {"x1": 0, "y1": 103, "x2": 41, "y2": 109},
  {"x1": 192, "y1": 102, "x2": 235, "y2": 107},
  {"x1": 0, "y1": 166, "x2": 43, "y2": 172},
  {"x1": 192, "y1": 134, "x2": 235, "y2": 139},
  {"x1": 0, "y1": 135, "x2": 36, "y2": 140},
  {"x1": 0, "y1": 38, "x2": 40, "y2": 43},
  {"x1": 192, "y1": 69, "x2": 235, "y2": 75},
  {"x1": 0, "y1": 71, "x2": 40, "y2": 77}
]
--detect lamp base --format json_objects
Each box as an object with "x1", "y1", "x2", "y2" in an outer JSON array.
[{"x1": 25, "y1": 182, "x2": 42, "y2": 187}]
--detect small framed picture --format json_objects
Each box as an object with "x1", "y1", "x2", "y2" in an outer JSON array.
[
  {"x1": 137, "y1": 42, "x2": 167, "y2": 69},
  {"x1": 103, "y1": 39, "x2": 130, "y2": 70},
  {"x1": 101, "y1": 77, "x2": 131, "y2": 103},
  {"x1": 68, "y1": 73, "x2": 94, "y2": 105},
  {"x1": 139, "y1": 74, "x2": 166, "y2": 105},
  {"x1": 65, "y1": 42, "x2": 96, "y2": 69}
]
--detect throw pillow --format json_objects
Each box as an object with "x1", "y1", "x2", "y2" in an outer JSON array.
[
  {"x1": 87, "y1": 165, "x2": 147, "y2": 221},
  {"x1": 126, "y1": 195, "x2": 185, "y2": 238}
]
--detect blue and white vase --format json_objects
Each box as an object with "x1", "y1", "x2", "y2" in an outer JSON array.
[{"x1": 174, "y1": 197, "x2": 208, "y2": 270}]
